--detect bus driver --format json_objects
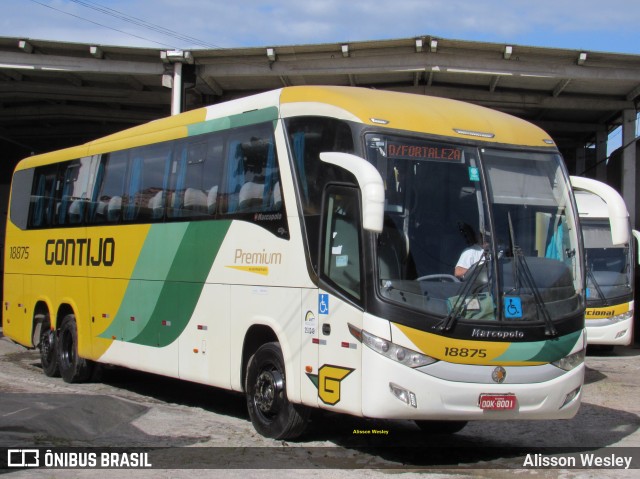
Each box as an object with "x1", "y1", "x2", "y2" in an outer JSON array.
[{"x1": 454, "y1": 223, "x2": 485, "y2": 279}]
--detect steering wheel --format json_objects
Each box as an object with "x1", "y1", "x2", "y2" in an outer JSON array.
[{"x1": 417, "y1": 274, "x2": 461, "y2": 283}]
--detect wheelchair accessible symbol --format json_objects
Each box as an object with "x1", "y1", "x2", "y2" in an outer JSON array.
[
  {"x1": 504, "y1": 296, "x2": 523, "y2": 318},
  {"x1": 319, "y1": 294, "x2": 329, "y2": 315}
]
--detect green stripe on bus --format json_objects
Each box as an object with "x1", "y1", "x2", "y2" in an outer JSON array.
[
  {"x1": 100, "y1": 220, "x2": 231, "y2": 346},
  {"x1": 131, "y1": 220, "x2": 230, "y2": 347},
  {"x1": 188, "y1": 107, "x2": 279, "y2": 137},
  {"x1": 527, "y1": 330, "x2": 582, "y2": 362},
  {"x1": 494, "y1": 330, "x2": 582, "y2": 363},
  {"x1": 133, "y1": 223, "x2": 189, "y2": 279},
  {"x1": 491, "y1": 340, "x2": 546, "y2": 362},
  {"x1": 98, "y1": 223, "x2": 189, "y2": 341}
]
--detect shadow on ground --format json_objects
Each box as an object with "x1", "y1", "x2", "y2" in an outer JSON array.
[{"x1": 3, "y1": 340, "x2": 639, "y2": 468}]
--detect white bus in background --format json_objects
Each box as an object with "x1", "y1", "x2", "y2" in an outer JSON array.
[{"x1": 571, "y1": 176, "x2": 636, "y2": 349}]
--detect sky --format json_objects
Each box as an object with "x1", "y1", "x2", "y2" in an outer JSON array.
[{"x1": 2, "y1": 0, "x2": 640, "y2": 54}]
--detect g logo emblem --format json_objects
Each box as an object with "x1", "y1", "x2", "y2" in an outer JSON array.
[{"x1": 306, "y1": 364, "x2": 354, "y2": 405}]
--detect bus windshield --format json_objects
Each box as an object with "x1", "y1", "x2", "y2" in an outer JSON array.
[
  {"x1": 582, "y1": 220, "x2": 633, "y2": 304},
  {"x1": 367, "y1": 133, "x2": 583, "y2": 326}
]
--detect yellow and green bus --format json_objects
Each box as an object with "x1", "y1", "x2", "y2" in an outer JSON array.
[{"x1": 3, "y1": 86, "x2": 586, "y2": 439}]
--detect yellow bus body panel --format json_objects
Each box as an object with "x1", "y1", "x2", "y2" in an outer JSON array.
[{"x1": 280, "y1": 86, "x2": 552, "y2": 148}]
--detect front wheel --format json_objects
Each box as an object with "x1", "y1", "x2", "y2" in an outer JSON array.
[
  {"x1": 57, "y1": 314, "x2": 94, "y2": 383},
  {"x1": 415, "y1": 420, "x2": 468, "y2": 434},
  {"x1": 245, "y1": 342, "x2": 309, "y2": 439}
]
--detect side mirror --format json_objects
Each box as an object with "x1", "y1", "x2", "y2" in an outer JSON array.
[{"x1": 319, "y1": 152, "x2": 384, "y2": 233}]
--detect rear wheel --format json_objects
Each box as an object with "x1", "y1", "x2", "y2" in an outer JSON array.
[
  {"x1": 245, "y1": 342, "x2": 309, "y2": 439},
  {"x1": 415, "y1": 420, "x2": 468, "y2": 434},
  {"x1": 39, "y1": 316, "x2": 59, "y2": 377},
  {"x1": 57, "y1": 314, "x2": 93, "y2": 383}
]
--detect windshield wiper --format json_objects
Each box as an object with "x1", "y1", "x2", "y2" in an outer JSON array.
[
  {"x1": 585, "y1": 253, "x2": 609, "y2": 306},
  {"x1": 507, "y1": 212, "x2": 558, "y2": 337},
  {"x1": 434, "y1": 250, "x2": 489, "y2": 332}
]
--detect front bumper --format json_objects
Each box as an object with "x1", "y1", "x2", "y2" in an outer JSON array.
[{"x1": 361, "y1": 345, "x2": 584, "y2": 421}]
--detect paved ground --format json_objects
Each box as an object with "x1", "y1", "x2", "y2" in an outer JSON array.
[{"x1": 1, "y1": 329, "x2": 639, "y2": 478}]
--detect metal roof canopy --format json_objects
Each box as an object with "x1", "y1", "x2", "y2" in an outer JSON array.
[{"x1": 0, "y1": 34, "x2": 639, "y2": 165}]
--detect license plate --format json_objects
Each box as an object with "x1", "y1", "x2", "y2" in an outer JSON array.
[{"x1": 478, "y1": 393, "x2": 516, "y2": 410}]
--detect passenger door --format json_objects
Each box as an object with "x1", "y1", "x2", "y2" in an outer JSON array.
[{"x1": 315, "y1": 185, "x2": 363, "y2": 416}]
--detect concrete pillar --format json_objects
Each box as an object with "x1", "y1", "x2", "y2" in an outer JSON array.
[
  {"x1": 171, "y1": 62, "x2": 183, "y2": 116},
  {"x1": 621, "y1": 109, "x2": 637, "y2": 228},
  {"x1": 595, "y1": 129, "x2": 607, "y2": 182}
]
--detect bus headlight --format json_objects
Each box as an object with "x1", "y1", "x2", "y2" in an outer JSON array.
[
  {"x1": 551, "y1": 349, "x2": 585, "y2": 371},
  {"x1": 610, "y1": 310, "x2": 633, "y2": 323},
  {"x1": 357, "y1": 327, "x2": 437, "y2": 368}
]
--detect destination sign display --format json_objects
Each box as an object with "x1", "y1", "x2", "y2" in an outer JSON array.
[{"x1": 387, "y1": 141, "x2": 463, "y2": 162}]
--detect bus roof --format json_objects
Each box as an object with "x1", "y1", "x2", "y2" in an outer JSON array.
[
  {"x1": 279, "y1": 86, "x2": 555, "y2": 148},
  {"x1": 16, "y1": 86, "x2": 556, "y2": 170}
]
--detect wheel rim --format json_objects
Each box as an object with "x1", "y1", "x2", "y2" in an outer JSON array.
[{"x1": 253, "y1": 367, "x2": 284, "y2": 419}]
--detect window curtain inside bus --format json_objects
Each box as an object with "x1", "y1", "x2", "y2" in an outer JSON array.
[
  {"x1": 583, "y1": 223, "x2": 618, "y2": 248},
  {"x1": 172, "y1": 147, "x2": 188, "y2": 215},
  {"x1": 293, "y1": 132, "x2": 309, "y2": 203},
  {"x1": 156, "y1": 151, "x2": 172, "y2": 219},
  {"x1": 125, "y1": 156, "x2": 143, "y2": 221},
  {"x1": 58, "y1": 168, "x2": 75, "y2": 224},
  {"x1": 484, "y1": 151, "x2": 559, "y2": 207},
  {"x1": 225, "y1": 141, "x2": 244, "y2": 213},
  {"x1": 89, "y1": 161, "x2": 105, "y2": 221},
  {"x1": 32, "y1": 174, "x2": 46, "y2": 227},
  {"x1": 545, "y1": 217, "x2": 565, "y2": 260},
  {"x1": 263, "y1": 141, "x2": 275, "y2": 208}
]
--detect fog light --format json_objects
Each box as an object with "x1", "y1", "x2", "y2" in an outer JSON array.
[
  {"x1": 389, "y1": 382, "x2": 417, "y2": 408},
  {"x1": 560, "y1": 386, "x2": 581, "y2": 409},
  {"x1": 615, "y1": 329, "x2": 628, "y2": 339}
]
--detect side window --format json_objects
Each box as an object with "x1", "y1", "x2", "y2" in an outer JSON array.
[
  {"x1": 29, "y1": 164, "x2": 58, "y2": 228},
  {"x1": 91, "y1": 150, "x2": 128, "y2": 224},
  {"x1": 322, "y1": 186, "x2": 362, "y2": 301},
  {"x1": 169, "y1": 136, "x2": 224, "y2": 219},
  {"x1": 55, "y1": 157, "x2": 96, "y2": 226},
  {"x1": 124, "y1": 143, "x2": 172, "y2": 222},
  {"x1": 220, "y1": 123, "x2": 283, "y2": 216},
  {"x1": 10, "y1": 168, "x2": 34, "y2": 230},
  {"x1": 287, "y1": 117, "x2": 355, "y2": 215},
  {"x1": 287, "y1": 117, "x2": 356, "y2": 272}
]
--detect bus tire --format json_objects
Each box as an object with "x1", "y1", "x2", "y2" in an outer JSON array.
[
  {"x1": 415, "y1": 420, "x2": 468, "y2": 434},
  {"x1": 39, "y1": 317, "x2": 60, "y2": 377},
  {"x1": 57, "y1": 314, "x2": 93, "y2": 384},
  {"x1": 245, "y1": 342, "x2": 309, "y2": 439}
]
